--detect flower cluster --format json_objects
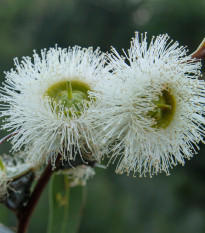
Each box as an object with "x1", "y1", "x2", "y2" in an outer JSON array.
[{"x1": 0, "y1": 32, "x2": 204, "y2": 182}]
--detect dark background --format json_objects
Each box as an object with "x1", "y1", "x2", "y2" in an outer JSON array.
[{"x1": 0, "y1": 0, "x2": 205, "y2": 232}]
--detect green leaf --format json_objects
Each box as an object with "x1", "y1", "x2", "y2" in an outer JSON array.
[{"x1": 47, "y1": 174, "x2": 87, "y2": 233}]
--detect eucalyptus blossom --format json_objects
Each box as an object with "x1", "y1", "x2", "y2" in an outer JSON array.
[
  {"x1": 0, "y1": 46, "x2": 107, "y2": 167},
  {"x1": 90, "y1": 33, "x2": 205, "y2": 177}
]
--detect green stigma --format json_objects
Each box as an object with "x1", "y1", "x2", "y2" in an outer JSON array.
[
  {"x1": 149, "y1": 89, "x2": 176, "y2": 129},
  {"x1": 45, "y1": 80, "x2": 91, "y2": 116}
]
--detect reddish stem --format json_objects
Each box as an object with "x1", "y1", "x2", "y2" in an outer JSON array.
[
  {"x1": 16, "y1": 156, "x2": 60, "y2": 233},
  {"x1": 191, "y1": 38, "x2": 205, "y2": 60}
]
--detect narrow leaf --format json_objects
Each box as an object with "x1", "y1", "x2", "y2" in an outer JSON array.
[{"x1": 47, "y1": 174, "x2": 86, "y2": 233}]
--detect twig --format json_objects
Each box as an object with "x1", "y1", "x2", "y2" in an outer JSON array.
[
  {"x1": 16, "y1": 155, "x2": 61, "y2": 233},
  {"x1": 191, "y1": 38, "x2": 205, "y2": 60}
]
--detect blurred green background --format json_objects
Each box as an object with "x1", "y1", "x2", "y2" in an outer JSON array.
[{"x1": 0, "y1": 0, "x2": 205, "y2": 232}]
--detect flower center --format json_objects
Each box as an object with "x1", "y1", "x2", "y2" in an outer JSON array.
[
  {"x1": 45, "y1": 80, "x2": 91, "y2": 116},
  {"x1": 150, "y1": 89, "x2": 176, "y2": 129}
]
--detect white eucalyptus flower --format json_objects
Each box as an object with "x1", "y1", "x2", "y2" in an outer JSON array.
[
  {"x1": 91, "y1": 32, "x2": 205, "y2": 177},
  {"x1": 0, "y1": 46, "x2": 106, "y2": 167},
  {"x1": 0, "y1": 155, "x2": 34, "y2": 199},
  {"x1": 0, "y1": 162, "x2": 10, "y2": 199},
  {"x1": 60, "y1": 165, "x2": 95, "y2": 187}
]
